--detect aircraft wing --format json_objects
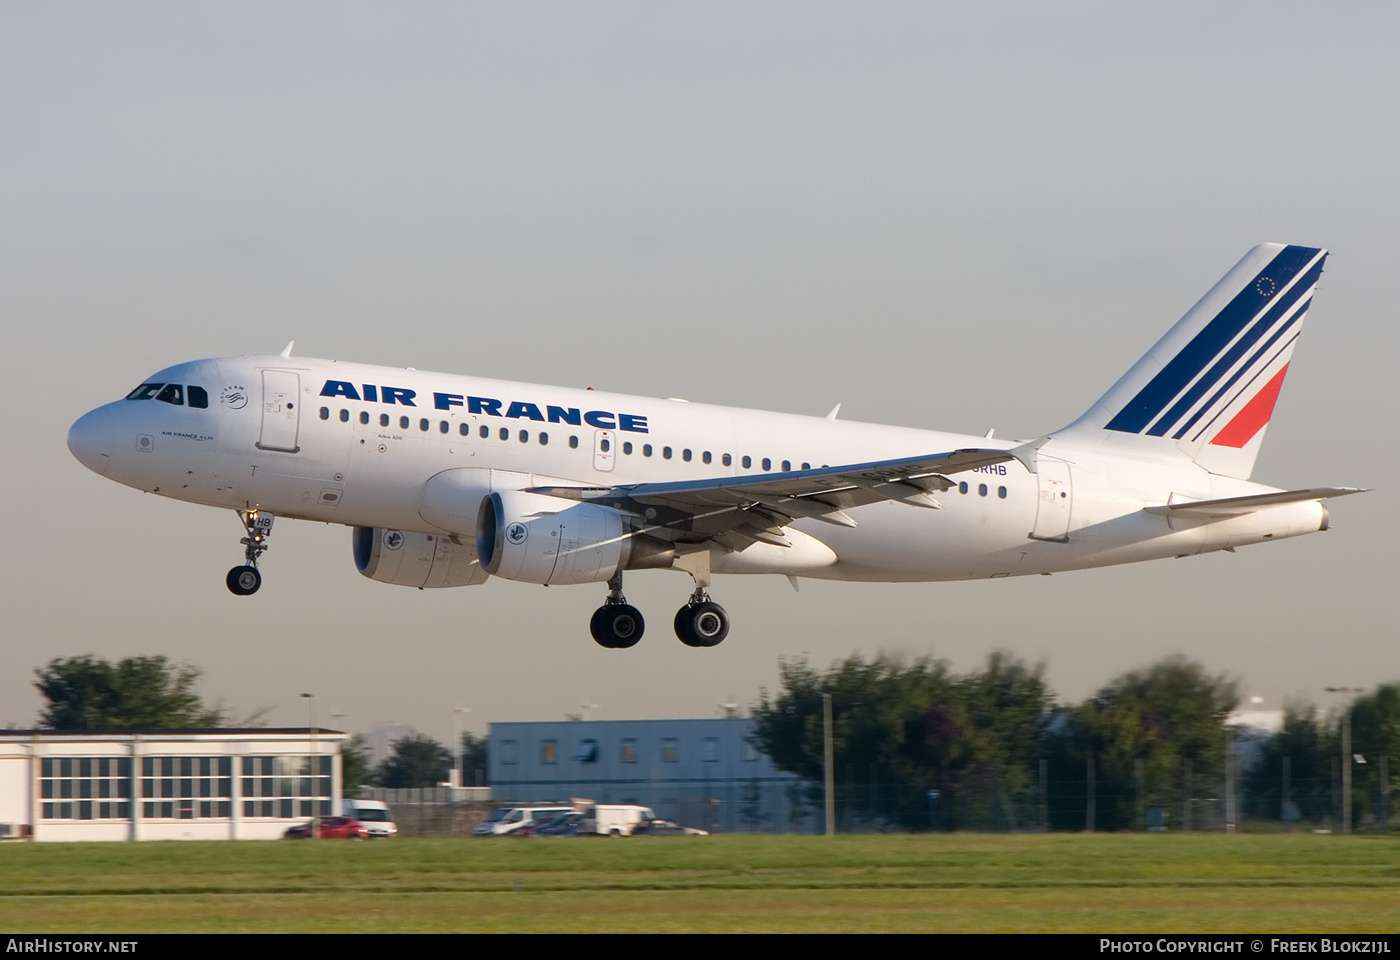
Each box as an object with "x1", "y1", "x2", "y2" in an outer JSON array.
[
  {"x1": 1143, "y1": 487, "x2": 1367, "y2": 519},
  {"x1": 529, "y1": 440, "x2": 1045, "y2": 550}
]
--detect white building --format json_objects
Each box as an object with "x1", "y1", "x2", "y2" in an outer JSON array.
[{"x1": 0, "y1": 728, "x2": 345, "y2": 841}]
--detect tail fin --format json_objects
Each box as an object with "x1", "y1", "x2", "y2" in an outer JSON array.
[{"x1": 1057, "y1": 243, "x2": 1328, "y2": 479}]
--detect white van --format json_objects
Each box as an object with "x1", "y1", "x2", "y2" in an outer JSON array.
[
  {"x1": 472, "y1": 805, "x2": 576, "y2": 837},
  {"x1": 583, "y1": 804, "x2": 656, "y2": 836},
  {"x1": 342, "y1": 799, "x2": 397, "y2": 838}
]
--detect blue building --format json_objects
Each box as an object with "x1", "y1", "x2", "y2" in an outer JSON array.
[{"x1": 487, "y1": 718, "x2": 809, "y2": 834}]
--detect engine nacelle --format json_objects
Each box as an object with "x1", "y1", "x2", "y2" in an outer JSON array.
[
  {"x1": 353, "y1": 526, "x2": 489, "y2": 588},
  {"x1": 476, "y1": 491, "x2": 629, "y2": 585}
]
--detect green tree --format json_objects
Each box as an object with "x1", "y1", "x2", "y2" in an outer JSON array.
[
  {"x1": 340, "y1": 734, "x2": 371, "y2": 797},
  {"x1": 1046, "y1": 656, "x2": 1239, "y2": 831},
  {"x1": 1244, "y1": 699, "x2": 1334, "y2": 824},
  {"x1": 374, "y1": 733, "x2": 451, "y2": 788},
  {"x1": 751, "y1": 651, "x2": 1052, "y2": 830},
  {"x1": 1346, "y1": 683, "x2": 1400, "y2": 827},
  {"x1": 459, "y1": 732, "x2": 489, "y2": 787},
  {"x1": 35, "y1": 655, "x2": 226, "y2": 730}
]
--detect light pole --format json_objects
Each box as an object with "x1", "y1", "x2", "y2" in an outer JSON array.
[
  {"x1": 452, "y1": 706, "x2": 472, "y2": 790},
  {"x1": 301, "y1": 693, "x2": 318, "y2": 839},
  {"x1": 1325, "y1": 687, "x2": 1363, "y2": 834}
]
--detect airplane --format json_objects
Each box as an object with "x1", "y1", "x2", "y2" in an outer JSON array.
[{"x1": 67, "y1": 243, "x2": 1363, "y2": 649}]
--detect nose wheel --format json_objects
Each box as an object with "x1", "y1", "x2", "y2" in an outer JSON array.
[{"x1": 227, "y1": 510, "x2": 273, "y2": 596}]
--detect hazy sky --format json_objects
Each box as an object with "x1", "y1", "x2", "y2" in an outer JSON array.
[{"x1": 3, "y1": 2, "x2": 1395, "y2": 747}]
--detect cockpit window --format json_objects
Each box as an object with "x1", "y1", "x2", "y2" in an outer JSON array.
[
  {"x1": 188, "y1": 386, "x2": 209, "y2": 409},
  {"x1": 155, "y1": 384, "x2": 184, "y2": 405},
  {"x1": 126, "y1": 383, "x2": 164, "y2": 401}
]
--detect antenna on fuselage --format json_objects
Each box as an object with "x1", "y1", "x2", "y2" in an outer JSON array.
[
  {"x1": 825, "y1": 404, "x2": 841, "y2": 420},
  {"x1": 279, "y1": 341, "x2": 295, "y2": 358}
]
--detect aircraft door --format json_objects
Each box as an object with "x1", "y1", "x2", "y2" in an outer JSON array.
[
  {"x1": 257, "y1": 370, "x2": 302, "y2": 453},
  {"x1": 593, "y1": 430, "x2": 615, "y2": 472},
  {"x1": 1029, "y1": 458, "x2": 1072, "y2": 542}
]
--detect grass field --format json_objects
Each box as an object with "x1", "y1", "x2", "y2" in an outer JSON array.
[{"x1": 1, "y1": 833, "x2": 1397, "y2": 933}]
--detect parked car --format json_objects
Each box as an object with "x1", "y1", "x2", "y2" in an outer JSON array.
[
  {"x1": 342, "y1": 799, "x2": 397, "y2": 838},
  {"x1": 582, "y1": 804, "x2": 657, "y2": 836},
  {"x1": 473, "y1": 805, "x2": 577, "y2": 837},
  {"x1": 284, "y1": 816, "x2": 369, "y2": 840},
  {"x1": 531, "y1": 812, "x2": 586, "y2": 837},
  {"x1": 634, "y1": 818, "x2": 708, "y2": 836}
]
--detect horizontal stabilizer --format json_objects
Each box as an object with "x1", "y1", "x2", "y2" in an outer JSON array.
[{"x1": 1144, "y1": 487, "x2": 1366, "y2": 519}]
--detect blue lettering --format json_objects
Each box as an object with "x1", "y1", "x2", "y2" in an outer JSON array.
[
  {"x1": 469, "y1": 396, "x2": 502, "y2": 416},
  {"x1": 506, "y1": 401, "x2": 545, "y2": 421},
  {"x1": 320, "y1": 380, "x2": 360, "y2": 401},
  {"x1": 435, "y1": 392, "x2": 465, "y2": 411},
  {"x1": 584, "y1": 410, "x2": 616, "y2": 429},
  {"x1": 618, "y1": 413, "x2": 649, "y2": 434},
  {"x1": 363, "y1": 384, "x2": 378, "y2": 403},
  {"x1": 546, "y1": 405, "x2": 582, "y2": 426},
  {"x1": 382, "y1": 387, "x2": 416, "y2": 406}
]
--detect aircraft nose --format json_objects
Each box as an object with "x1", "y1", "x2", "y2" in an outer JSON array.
[{"x1": 68, "y1": 406, "x2": 114, "y2": 476}]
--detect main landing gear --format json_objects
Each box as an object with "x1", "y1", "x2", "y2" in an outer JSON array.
[
  {"x1": 590, "y1": 573, "x2": 644, "y2": 648},
  {"x1": 226, "y1": 510, "x2": 273, "y2": 597},
  {"x1": 588, "y1": 558, "x2": 731, "y2": 650}
]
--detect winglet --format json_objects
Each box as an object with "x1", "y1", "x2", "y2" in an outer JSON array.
[{"x1": 279, "y1": 340, "x2": 296, "y2": 358}]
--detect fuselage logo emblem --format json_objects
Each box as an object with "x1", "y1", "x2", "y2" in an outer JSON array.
[
  {"x1": 383, "y1": 530, "x2": 404, "y2": 550},
  {"x1": 506, "y1": 523, "x2": 528, "y2": 545},
  {"x1": 221, "y1": 386, "x2": 249, "y2": 410}
]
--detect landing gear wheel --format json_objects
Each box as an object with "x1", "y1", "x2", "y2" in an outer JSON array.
[
  {"x1": 226, "y1": 565, "x2": 262, "y2": 596},
  {"x1": 674, "y1": 600, "x2": 729, "y2": 647},
  {"x1": 590, "y1": 604, "x2": 644, "y2": 649}
]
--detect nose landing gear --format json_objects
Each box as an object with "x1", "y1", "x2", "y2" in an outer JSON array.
[{"x1": 226, "y1": 510, "x2": 273, "y2": 596}]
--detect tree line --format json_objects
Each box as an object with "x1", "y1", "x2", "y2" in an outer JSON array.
[{"x1": 750, "y1": 652, "x2": 1400, "y2": 831}]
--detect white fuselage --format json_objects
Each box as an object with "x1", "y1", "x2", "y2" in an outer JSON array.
[{"x1": 68, "y1": 353, "x2": 1327, "y2": 585}]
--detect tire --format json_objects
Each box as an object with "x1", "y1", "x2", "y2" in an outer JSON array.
[
  {"x1": 674, "y1": 600, "x2": 728, "y2": 647},
  {"x1": 226, "y1": 565, "x2": 262, "y2": 596},
  {"x1": 590, "y1": 604, "x2": 644, "y2": 648}
]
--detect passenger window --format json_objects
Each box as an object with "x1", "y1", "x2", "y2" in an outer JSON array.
[
  {"x1": 499, "y1": 428, "x2": 509, "y2": 441},
  {"x1": 155, "y1": 384, "x2": 184, "y2": 405},
  {"x1": 480, "y1": 425, "x2": 489, "y2": 438},
  {"x1": 569, "y1": 436, "x2": 579, "y2": 449},
  {"x1": 959, "y1": 482, "x2": 968, "y2": 494},
  {"x1": 340, "y1": 409, "x2": 350, "y2": 422},
  {"x1": 460, "y1": 423, "x2": 469, "y2": 436},
  {"x1": 600, "y1": 438, "x2": 611, "y2": 452},
  {"x1": 742, "y1": 456, "x2": 752, "y2": 469},
  {"x1": 723, "y1": 454, "x2": 732, "y2": 466},
  {"x1": 623, "y1": 442, "x2": 633, "y2": 455},
  {"x1": 762, "y1": 458, "x2": 771, "y2": 471},
  {"x1": 380, "y1": 414, "x2": 390, "y2": 427},
  {"x1": 782, "y1": 460, "x2": 790, "y2": 471},
  {"x1": 979, "y1": 484, "x2": 988, "y2": 497},
  {"x1": 440, "y1": 421, "x2": 449, "y2": 434},
  {"x1": 400, "y1": 416, "x2": 410, "y2": 430},
  {"x1": 683, "y1": 449, "x2": 692, "y2": 462},
  {"x1": 998, "y1": 486, "x2": 1008, "y2": 499},
  {"x1": 187, "y1": 386, "x2": 209, "y2": 409},
  {"x1": 801, "y1": 462, "x2": 811, "y2": 470},
  {"x1": 643, "y1": 444, "x2": 653, "y2": 457},
  {"x1": 519, "y1": 430, "x2": 528, "y2": 443},
  {"x1": 539, "y1": 433, "x2": 548, "y2": 446},
  {"x1": 359, "y1": 411, "x2": 369, "y2": 425},
  {"x1": 419, "y1": 419, "x2": 429, "y2": 431},
  {"x1": 319, "y1": 407, "x2": 329, "y2": 420},
  {"x1": 663, "y1": 446, "x2": 672, "y2": 460},
  {"x1": 703, "y1": 451, "x2": 712, "y2": 464}
]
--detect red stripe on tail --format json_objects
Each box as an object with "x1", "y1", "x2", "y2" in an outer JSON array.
[{"x1": 1209, "y1": 365, "x2": 1289, "y2": 449}]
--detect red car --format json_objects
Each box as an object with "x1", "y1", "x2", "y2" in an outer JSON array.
[{"x1": 283, "y1": 816, "x2": 369, "y2": 840}]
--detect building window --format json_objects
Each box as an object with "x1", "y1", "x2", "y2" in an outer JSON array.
[
  {"x1": 541, "y1": 741, "x2": 558, "y2": 764},
  {"x1": 660, "y1": 739, "x2": 678, "y2": 763},
  {"x1": 742, "y1": 740, "x2": 760, "y2": 762},
  {"x1": 240, "y1": 755, "x2": 331, "y2": 819},
  {"x1": 702, "y1": 737, "x2": 719, "y2": 762},
  {"x1": 146, "y1": 756, "x2": 236, "y2": 820},
  {"x1": 573, "y1": 739, "x2": 598, "y2": 763},
  {"x1": 501, "y1": 740, "x2": 518, "y2": 765},
  {"x1": 40, "y1": 757, "x2": 132, "y2": 820},
  {"x1": 620, "y1": 739, "x2": 637, "y2": 764}
]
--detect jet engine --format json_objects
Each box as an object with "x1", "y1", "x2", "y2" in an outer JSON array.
[
  {"x1": 352, "y1": 526, "x2": 489, "y2": 588},
  {"x1": 477, "y1": 490, "x2": 667, "y2": 585}
]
